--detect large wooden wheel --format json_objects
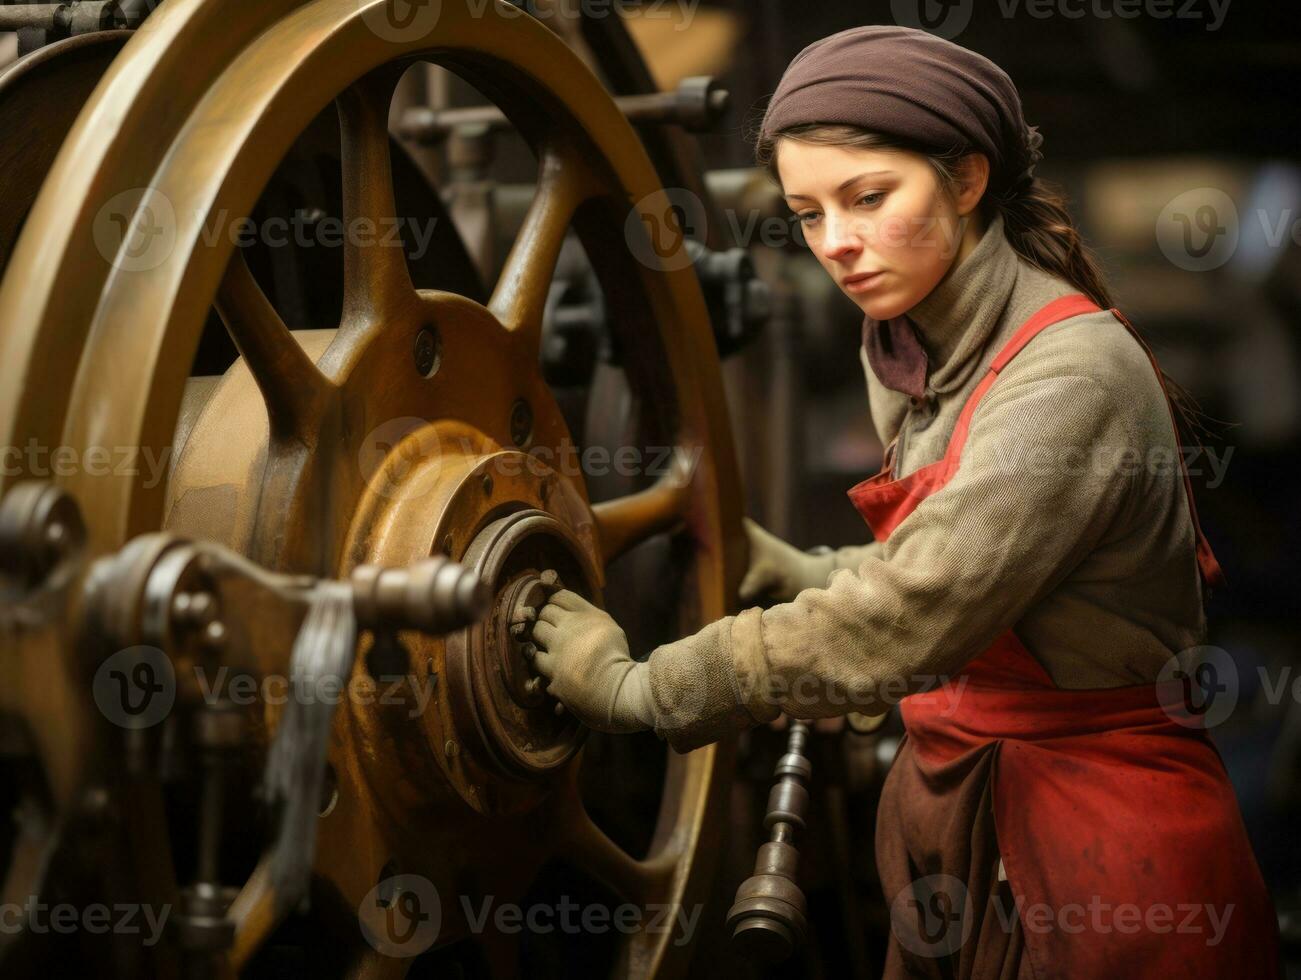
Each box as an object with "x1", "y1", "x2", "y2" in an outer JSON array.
[{"x1": 0, "y1": 0, "x2": 745, "y2": 975}]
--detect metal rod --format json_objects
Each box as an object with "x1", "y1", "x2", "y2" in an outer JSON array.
[{"x1": 0, "y1": 5, "x2": 62, "y2": 31}]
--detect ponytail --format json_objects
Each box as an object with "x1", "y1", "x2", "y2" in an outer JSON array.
[{"x1": 993, "y1": 178, "x2": 1217, "y2": 448}]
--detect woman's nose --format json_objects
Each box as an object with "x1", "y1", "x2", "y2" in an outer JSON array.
[{"x1": 820, "y1": 212, "x2": 862, "y2": 260}]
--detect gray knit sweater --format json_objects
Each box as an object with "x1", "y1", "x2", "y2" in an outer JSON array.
[{"x1": 645, "y1": 212, "x2": 1211, "y2": 753}]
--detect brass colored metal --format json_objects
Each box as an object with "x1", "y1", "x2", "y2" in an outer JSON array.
[{"x1": 0, "y1": 0, "x2": 747, "y2": 974}]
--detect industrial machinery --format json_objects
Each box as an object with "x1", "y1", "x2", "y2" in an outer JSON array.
[{"x1": 0, "y1": 1, "x2": 895, "y2": 976}]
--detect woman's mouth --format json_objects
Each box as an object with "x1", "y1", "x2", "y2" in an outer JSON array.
[{"x1": 842, "y1": 271, "x2": 886, "y2": 293}]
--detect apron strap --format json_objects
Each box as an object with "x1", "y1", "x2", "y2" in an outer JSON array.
[{"x1": 945, "y1": 295, "x2": 1225, "y2": 596}]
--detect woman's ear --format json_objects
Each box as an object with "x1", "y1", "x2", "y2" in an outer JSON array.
[{"x1": 952, "y1": 152, "x2": 991, "y2": 216}]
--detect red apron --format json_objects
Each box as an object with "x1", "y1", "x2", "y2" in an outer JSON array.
[{"x1": 848, "y1": 294, "x2": 1278, "y2": 978}]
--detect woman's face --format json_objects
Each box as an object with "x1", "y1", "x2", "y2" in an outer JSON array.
[{"x1": 775, "y1": 140, "x2": 986, "y2": 321}]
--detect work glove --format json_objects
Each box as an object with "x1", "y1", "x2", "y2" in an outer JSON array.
[
  {"x1": 738, "y1": 517, "x2": 836, "y2": 604},
  {"x1": 527, "y1": 589, "x2": 656, "y2": 734}
]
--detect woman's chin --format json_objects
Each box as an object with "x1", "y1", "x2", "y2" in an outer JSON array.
[{"x1": 854, "y1": 293, "x2": 909, "y2": 321}]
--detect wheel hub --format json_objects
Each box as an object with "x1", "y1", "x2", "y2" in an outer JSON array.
[{"x1": 446, "y1": 509, "x2": 598, "y2": 783}]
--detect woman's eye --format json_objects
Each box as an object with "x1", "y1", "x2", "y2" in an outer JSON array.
[
  {"x1": 796, "y1": 211, "x2": 822, "y2": 225},
  {"x1": 858, "y1": 192, "x2": 885, "y2": 207}
]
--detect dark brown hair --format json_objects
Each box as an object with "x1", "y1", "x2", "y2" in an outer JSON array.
[{"x1": 755, "y1": 123, "x2": 1215, "y2": 446}]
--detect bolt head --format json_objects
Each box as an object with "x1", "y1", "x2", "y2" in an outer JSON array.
[
  {"x1": 509, "y1": 399, "x2": 533, "y2": 448},
  {"x1": 203, "y1": 621, "x2": 227, "y2": 649},
  {"x1": 414, "y1": 328, "x2": 441, "y2": 378}
]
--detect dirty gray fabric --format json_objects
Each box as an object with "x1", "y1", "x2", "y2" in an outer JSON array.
[{"x1": 647, "y1": 212, "x2": 1210, "y2": 753}]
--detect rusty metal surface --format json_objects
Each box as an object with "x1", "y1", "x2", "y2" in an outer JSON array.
[{"x1": 0, "y1": 1, "x2": 746, "y2": 975}]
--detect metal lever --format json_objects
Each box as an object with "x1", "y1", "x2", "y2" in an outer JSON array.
[{"x1": 727, "y1": 720, "x2": 812, "y2": 963}]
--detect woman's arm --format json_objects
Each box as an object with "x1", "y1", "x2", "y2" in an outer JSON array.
[{"x1": 647, "y1": 368, "x2": 1142, "y2": 752}]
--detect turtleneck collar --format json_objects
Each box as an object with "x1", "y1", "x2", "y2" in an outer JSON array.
[{"x1": 861, "y1": 211, "x2": 1019, "y2": 399}]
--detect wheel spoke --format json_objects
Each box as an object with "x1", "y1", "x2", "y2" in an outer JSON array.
[
  {"x1": 214, "y1": 248, "x2": 330, "y2": 442},
  {"x1": 556, "y1": 795, "x2": 672, "y2": 907},
  {"x1": 592, "y1": 447, "x2": 695, "y2": 564},
  {"x1": 336, "y1": 74, "x2": 414, "y2": 330},
  {"x1": 488, "y1": 146, "x2": 590, "y2": 359}
]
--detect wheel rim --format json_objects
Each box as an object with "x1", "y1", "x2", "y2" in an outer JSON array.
[{"x1": 0, "y1": 1, "x2": 745, "y2": 975}]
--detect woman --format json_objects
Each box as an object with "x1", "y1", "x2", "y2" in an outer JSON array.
[{"x1": 527, "y1": 25, "x2": 1279, "y2": 978}]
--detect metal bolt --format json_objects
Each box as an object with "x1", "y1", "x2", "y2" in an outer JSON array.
[
  {"x1": 554, "y1": 702, "x2": 565, "y2": 717},
  {"x1": 444, "y1": 739, "x2": 459, "y2": 758},
  {"x1": 203, "y1": 621, "x2": 227, "y2": 650},
  {"x1": 189, "y1": 592, "x2": 216, "y2": 626},
  {"x1": 481, "y1": 473, "x2": 493, "y2": 496},
  {"x1": 414, "y1": 328, "x2": 441, "y2": 378},
  {"x1": 441, "y1": 534, "x2": 454, "y2": 556},
  {"x1": 509, "y1": 399, "x2": 533, "y2": 448},
  {"x1": 172, "y1": 592, "x2": 193, "y2": 620}
]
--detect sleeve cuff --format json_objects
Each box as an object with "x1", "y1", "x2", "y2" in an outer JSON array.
[{"x1": 645, "y1": 607, "x2": 779, "y2": 753}]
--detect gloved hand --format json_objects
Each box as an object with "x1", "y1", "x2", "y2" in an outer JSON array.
[
  {"x1": 527, "y1": 590, "x2": 656, "y2": 734},
  {"x1": 738, "y1": 518, "x2": 836, "y2": 604}
]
